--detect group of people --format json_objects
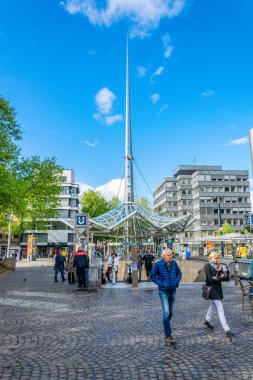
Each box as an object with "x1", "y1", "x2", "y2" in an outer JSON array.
[
  {"x1": 105, "y1": 249, "x2": 156, "y2": 285},
  {"x1": 137, "y1": 249, "x2": 155, "y2": 281},
  {"x1": 54, "y1": 247, "x2": 89, "y2": 288},
  {"x1": 150, "y1": 249, "x2": 235, "y2": 345}
]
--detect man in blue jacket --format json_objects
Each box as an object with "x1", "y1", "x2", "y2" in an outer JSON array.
[{"x1": 150, "y1": 249, "x2": 182, "y2": 344}]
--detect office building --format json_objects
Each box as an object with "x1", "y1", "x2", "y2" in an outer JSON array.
[
  {"x1": 153, "y1": 165, "x2": 251, "y2": 242},
  {"x1": 21, "y1": 169, "x2": 80, "y2": 256}
]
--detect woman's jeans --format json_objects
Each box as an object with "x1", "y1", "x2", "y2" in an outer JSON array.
[{"x1": 159, "y1": 290, "x2": 176, "y2": 337}]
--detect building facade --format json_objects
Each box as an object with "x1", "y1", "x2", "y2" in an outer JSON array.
[
  {"x1": 153, "y1": 165, "x2": 251, "y2": 241},
  {"x1": 21, "y1": 169, "x2": 80, "y2": 256}
]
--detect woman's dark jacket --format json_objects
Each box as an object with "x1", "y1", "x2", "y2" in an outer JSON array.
[{"x1": 205, "y1": 263, "x2": 225, "y2": 300}]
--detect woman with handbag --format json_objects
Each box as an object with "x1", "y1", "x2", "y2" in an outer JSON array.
[{"x1": 204, "y1": 252, "x2": 234, "y2": 339}]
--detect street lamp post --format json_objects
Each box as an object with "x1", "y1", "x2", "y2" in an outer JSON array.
[
  {"x1": 6, "y1": 212, "x2": 13, "y2": 259},
  {"x1": 218, "y1": 202, "x2": 225, "y2": 257}
]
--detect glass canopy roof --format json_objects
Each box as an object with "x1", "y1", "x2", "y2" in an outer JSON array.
[{"x1": 90, "y1": 202, "x2": 192, "y2": 238}]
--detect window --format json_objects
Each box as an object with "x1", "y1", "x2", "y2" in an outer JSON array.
[
  {"x1": 225, "y1": 187, "x2": 229, "y2": 192},
  {"x1": 61, "y1": 187, "x2": 69, "y2": 195},
  {"x1": 68, "y1": 233, "x2": 74, "y2": 242}
]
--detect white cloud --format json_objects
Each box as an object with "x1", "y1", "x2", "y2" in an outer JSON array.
[
  {"x1": 105, "y1": 114, "x2": 123, "y2": 126},
  {"x1": 78, "y1": 179, "x2": 125, "y2": 201},
  {"x1": 89, "y1": 49, "x2": 96, "y2": 55},
  {"x1": 93, "y1": 88, "x2": 123, "y2": 125},
  {"x1": 137, "y1": 65, "x2": 147, "y2": 77},
  {"x1": 162, "y1": 34, "x2": 174, "y2": 58},
  {"x1": 81, "y1": 139, "x2": 99, "y2": 147},
  {"x1": 230, "y1": 136, "x2": 249, "y2": 145},
  {"x1": 96, "y1": 178, "x2": 125, "y2": 201},
  {"x1": 93, "y1": 113, "x2": 102, "y2": 121},
  {"x1": 219, "y1": 136, "x2": 249, "y2": 147},
  {"x1": 78, "y1": 182, "x2": 93, "y2": 194},
  {"x1": 159, "y1": 104, "x2": 168, "y2": 114},
  {"x1": 152, "y1": 66, "x2": 165, "y2": 78},
  {"x1": 61, "y1": 0, "x2": 186, "y2": 38},
  {"x1": 201, "y1": 89, "x2": 216, "y2": 98},
  {"x1": 150, "y1": 93, "x2": 161, "y2": 104},
  {"x1": 94, "y1": 87, "x2": 116, "y2": 115}
]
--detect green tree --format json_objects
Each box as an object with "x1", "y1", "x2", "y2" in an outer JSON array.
[
  {"x1": 241, "y1": 228, "x2": 250, "y2": 234},
  {"x1": 137, "y1": 196, "x2": 152, "y2": 210},
  {"x1": 0, "y1": 95, "x2": 22, "y2": 165},
  {"x1": 216, "y1": 222, "x2": 234, "y2": 236},
  {"x1": 80, "y1": 190, "x2": 109, "y2": 217},
  {"x1": 14, "y1": 156, "x2": 63, "y2": 230},
  {"x1": 107, "y1": 196, "x2": 120, "y2": 210},
  {"x1": 0, "y1": 96, "x2": 22, "y2": 213},
  {"x1": 0, "y1": 96, "x2": 63, "y2": 236}
]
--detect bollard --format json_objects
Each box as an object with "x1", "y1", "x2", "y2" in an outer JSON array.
[{"x1": 234, "y1": 261, "x2": 239, "y2": 286}]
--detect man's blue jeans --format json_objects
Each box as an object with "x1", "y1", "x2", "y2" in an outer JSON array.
[
  {"x1": 159, "y1": 290, "x2": 176, "y2": 337},
  {"x1": 54, "y1": 265, "x2": 65, "y2": 281}
]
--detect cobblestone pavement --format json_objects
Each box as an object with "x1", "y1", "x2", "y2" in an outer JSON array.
[{"x1": 0, "y1": 265, "x2": 253, "y2": 380}]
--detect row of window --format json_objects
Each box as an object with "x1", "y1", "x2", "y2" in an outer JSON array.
[
  {"x1": 199, "y1": 208, "x2": 248, "y2": 215},
  {"x1": 22, "y1": 233, "x2": 74, "y2": 243},
  {"x1": 61, "y1": 186, "x2": 79, "y2": 196},
  {"x1": 198, "y1": 186, "x2": 249, "y2": 193}
]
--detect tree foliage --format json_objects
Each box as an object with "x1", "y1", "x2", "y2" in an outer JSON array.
[
  {"x1": 80, "y1": 190, "x2": 120, "y2": 218},
  {"x1": 216, "y1": 222, "x2": 234, "y2": 236},
  {"x1": 136, "y1": 196, "x2": 152, "y2": 211},
  {"x1": 0, "y1": 95, "x2": 63, "y2": 234}
]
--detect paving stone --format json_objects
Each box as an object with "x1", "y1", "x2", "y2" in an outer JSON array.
[{"x1": 0, "y1": 266, "x2": 253, "y2": 379}]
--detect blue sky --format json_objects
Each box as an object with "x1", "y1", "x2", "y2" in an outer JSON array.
[{"x1": 1, "y1": 0, "x2": 253, "y2": 201}]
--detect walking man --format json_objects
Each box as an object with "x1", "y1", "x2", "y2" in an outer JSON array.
[
  {"x1": 150, "y1": 249, "x2": 182, "y2": 344},
  {"x1": 54, "y1": 251, "x2": 65, "y2": 282},
  {"x1": 143, "y1": 249, "x2": 155, "y2": 280},
  {"x1": 73, "y1": 247, "x2": 89, "y2": 288}
]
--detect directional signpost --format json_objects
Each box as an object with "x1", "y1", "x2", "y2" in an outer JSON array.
[{"x1": 75, "y1": 213, "x2": 89, "y2": 251}]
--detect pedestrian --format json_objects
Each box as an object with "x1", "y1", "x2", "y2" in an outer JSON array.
[
  {"x1": 54, "y1": 251, "x2": 65, "y2": 282},
  {"x1": 108, "y1": 251, "x2": 119, "y2": 285},
  {"x1": 248, "y1": 256, "x2": 253, "y2": 297},
  {"x1": 150, "y1": 249, "x2": 182, "y2": 345},
  {"x1": 73, "y1": 247, "x2": 89, "y2": 288},
  {"x1": 204, "y1": 252, "x2": 234, "y2": 340},
  {"x1": 66, "y1": 251, "x2": 75, "y2": 284},
  {"x1": 143, "y1": 249, "x2": 155, "y2": 280},
  {"x1": 137, "y1": 253, "x2": 143, "y2": 281}
]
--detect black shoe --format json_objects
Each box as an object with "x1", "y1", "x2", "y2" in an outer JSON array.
[
  {"x1": 78, "y1": 285, "x2": 82, "y2": 288},
  {"x1": 204, "y1": 320, "x2": 214, "y2": 329},
  {"x1": 165, "y1": 336, "x2": 176, "y2": 345},
  {"x1": 226, "y1": 330, "x2": 234, "y2": 338},
  {"x1": 169, "y1": 313, "x2": 173, "y2": 320},
  {"x1": 54, "y1": 280, "x2": 58, "y2": 282}
]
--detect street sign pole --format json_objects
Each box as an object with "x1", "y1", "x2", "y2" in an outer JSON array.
[{"x1": 75, "y1": 213, "x2": 89, "y2": 256}]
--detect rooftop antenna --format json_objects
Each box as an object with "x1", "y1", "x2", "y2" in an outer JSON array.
[{"x1": 124, "y1": 36, "x2": 134, "y2": 203}]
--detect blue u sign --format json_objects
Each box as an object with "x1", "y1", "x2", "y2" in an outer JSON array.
[{"x1": 76, "y1": 214, "x2": 87, "y2": 227}]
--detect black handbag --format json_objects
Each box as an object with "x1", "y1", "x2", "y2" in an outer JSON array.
[{"x1": 202, "y1": 284, "x2": 212, "y2": 300}]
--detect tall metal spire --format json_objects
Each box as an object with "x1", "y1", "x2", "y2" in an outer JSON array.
[{"x1": 125, "y1": 36, "x2": 134, "y2": 202}]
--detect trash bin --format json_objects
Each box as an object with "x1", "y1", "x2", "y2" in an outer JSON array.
[{"x1": 186, "y1": 250, "x2": 191, "y2": 260}]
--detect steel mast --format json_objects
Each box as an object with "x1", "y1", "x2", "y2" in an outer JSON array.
[{"x1": 124, "y1": 37, "x2": 134, "y2": 203}]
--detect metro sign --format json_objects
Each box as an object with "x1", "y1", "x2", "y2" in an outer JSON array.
[{"x1": 76, "y1": 214, "x2": 88, "y2": 227}]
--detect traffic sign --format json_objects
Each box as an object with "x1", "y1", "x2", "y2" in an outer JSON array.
[{"x1": 75, "y1": 213, "x2": 88, "y2": 228}]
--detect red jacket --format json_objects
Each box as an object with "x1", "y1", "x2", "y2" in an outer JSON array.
[{"x1": 73, "y1": 250, "x2": 89, "y2": 268}]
